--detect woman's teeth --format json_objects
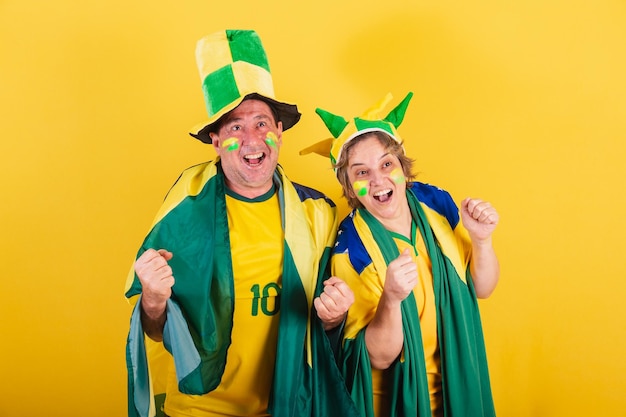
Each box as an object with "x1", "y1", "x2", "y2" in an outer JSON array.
[{"x1": 373, "y1": 189, "x2": 392, "y2": 202}]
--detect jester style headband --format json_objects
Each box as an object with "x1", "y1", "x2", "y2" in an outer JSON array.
[
  {"x1": 189, "y1": 29, "x2": 301, "y2": 144},
  {"x1": 300, "y1": 92, "x2": 413, "y2": 171}
]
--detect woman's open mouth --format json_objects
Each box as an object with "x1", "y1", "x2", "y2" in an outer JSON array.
[{"x1": 373, "y1": 189, "x2": 393, "y2": 202}]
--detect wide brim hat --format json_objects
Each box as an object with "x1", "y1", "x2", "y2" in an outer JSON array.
[
  {"x1": 189, "y1": 30, "x2": 301, "y2": 144},
  {"x1": 300, "y1": 92, "x2": 413, "y2": 172}
]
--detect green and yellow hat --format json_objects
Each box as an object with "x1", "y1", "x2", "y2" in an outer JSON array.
[
  {"x1": 189, "y1": 29, "x2": 301, "y2": 144},
  {"x1": 300, "y1": 92, "x2": 413, "y2": 171}
]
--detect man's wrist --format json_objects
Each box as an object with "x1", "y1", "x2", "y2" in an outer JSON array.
[{"x1": 141, "y1": 297, "x2": 167, "y2": 321}]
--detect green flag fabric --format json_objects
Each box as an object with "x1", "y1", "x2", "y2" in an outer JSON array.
[
  {"x1": 125, "y1": 160, "x2": 359, "y2": 417},
  {"x1": 336, "y1": 182, "x2": 496, "y2": 417}
]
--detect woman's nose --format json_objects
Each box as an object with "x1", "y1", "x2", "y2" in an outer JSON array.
[{"x1": 370, "y1": 170, "x2": 384, "y2": 184}]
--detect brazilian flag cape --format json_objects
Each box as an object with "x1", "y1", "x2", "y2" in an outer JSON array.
[
  {"x1": 337, "y1": 182, "x2": 496, "y2": 417},
  {"x1": 124, "y1": 160, "x2": 360, "y2": 417}
]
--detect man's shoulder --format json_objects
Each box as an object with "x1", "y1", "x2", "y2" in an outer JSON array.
[
  {"x1": 163, "y1": 160, "x2": 218, "y2": 200},
  {"x1": 291, "y1": 182, "x2": 336, "y2": 207}
]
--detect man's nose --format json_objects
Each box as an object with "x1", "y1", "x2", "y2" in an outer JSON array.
[{"x1": 241, "y1": 128, "x2": 266, "y2": 145}]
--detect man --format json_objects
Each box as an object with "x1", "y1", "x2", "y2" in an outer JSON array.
[{"x1": 124, "y1": 30, "x2": 358, "y2": 417}]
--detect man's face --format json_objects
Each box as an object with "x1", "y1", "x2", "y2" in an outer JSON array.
[{"x1": 209, "y1": 99, "x2": 283, "y2": 198}]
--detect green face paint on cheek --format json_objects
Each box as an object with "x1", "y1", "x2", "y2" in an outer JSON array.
[
  {"x1": 353, "y1": 180, "x2": 369, "y2": 197},
  {"x1": 222, "y1": 137, "x2": 239, "y2": 152},
  {"x1": 391, "y1": 168, "x2": 405, "y2": 184},
  {"x1": 265, "y1": 132, "x2": 278, "y2": 148}
]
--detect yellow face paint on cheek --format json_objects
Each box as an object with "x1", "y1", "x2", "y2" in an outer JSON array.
[
  {"x1": 222, "y1": 137, "x2": 239, "y2": 152},
  {"x1": 390, "y1": 168, "x2": 405, "y2": 184},
  {"x1": 352, "y1": 180, "x2": 369, "y2": 197},
  {"x1": 265, "y1": 131, "x2": 278, "y2": 148}
]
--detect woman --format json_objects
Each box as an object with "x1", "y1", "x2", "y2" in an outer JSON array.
[{"x1": 302, "y1": 93, "x2": 500, "y2": 417}]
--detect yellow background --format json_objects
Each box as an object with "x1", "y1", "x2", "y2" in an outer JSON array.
[{"x1": 1, "y1": 0, "x2": 625, "y2": 416}]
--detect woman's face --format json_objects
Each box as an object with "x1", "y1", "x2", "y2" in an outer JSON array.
[{"x1": 345, "y1": 135, "x2": 407, "y2": 220}]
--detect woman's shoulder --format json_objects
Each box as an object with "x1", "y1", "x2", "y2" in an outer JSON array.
[
  {"x1": 334, "y1": 211, "x2": 372, "y2": 274},
  {"x1": 336, "y1": 211, "x2": 359, "y2": 245},
  {"x1": 408, "y1": 182, "x2": 460, "y2": 228}
]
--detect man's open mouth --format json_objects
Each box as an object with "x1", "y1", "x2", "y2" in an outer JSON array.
[{"x1": 244, "y1": 152, "x2": 266, "y2": 166}]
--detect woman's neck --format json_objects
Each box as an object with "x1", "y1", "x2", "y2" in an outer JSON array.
[{"x1": 378, "y1": 205, "x2": 412, "y2": 239}]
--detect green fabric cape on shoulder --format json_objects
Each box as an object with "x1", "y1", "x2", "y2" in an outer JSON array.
[
  {"x1": 124, "y1": 160, "x2": 359, "y2": 417},
  {"x1": 338, "y1": 184, "x2": 496, "y2": 417}
]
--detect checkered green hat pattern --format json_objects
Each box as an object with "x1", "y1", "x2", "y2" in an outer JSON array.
[{"x1": 190, "y1": 30, "x2": 300, "y2": 144}]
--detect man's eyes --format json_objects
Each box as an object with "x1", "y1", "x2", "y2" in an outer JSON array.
[{"x1": 227, "y1": 121, "x2": 268, "y2": 131}]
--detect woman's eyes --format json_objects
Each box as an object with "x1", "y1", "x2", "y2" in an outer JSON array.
[{"x1": 354, "y1": 161, "x2": 394, "y2": 177}]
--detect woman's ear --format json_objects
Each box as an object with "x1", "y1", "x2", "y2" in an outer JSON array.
[{"x1": 346, "y1": 184, "x2": 357, "y2": 200}]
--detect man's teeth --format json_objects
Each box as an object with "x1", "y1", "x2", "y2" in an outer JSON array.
[{"x1": 244, "y1": 152, "x2": 264, "y2": 160}]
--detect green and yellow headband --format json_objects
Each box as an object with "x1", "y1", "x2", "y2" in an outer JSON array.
[
  {"x1": 300, "y1": 92, "x2": 413, "y2": 171},
  {"x1": 189, "y1": 29, "x2": 300, "y2": 144}
]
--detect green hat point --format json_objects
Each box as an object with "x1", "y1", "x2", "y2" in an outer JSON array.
[
  {"x1": 315, "y1": 108, "x2": 349, "y2": 138},
  {"x1": 385, "y1": 92, "x2": 414, "y2": 129},
  {"x1": 301, "y1": 92, "x2": 414, "y2": 173}
]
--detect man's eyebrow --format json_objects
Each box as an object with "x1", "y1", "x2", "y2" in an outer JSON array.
[
  {"x1": 225, "y1": 113, "x2": 271, "y2": 124},
  {"x1": 223, "y1": 116, "x2": 241, "y2": 125}
]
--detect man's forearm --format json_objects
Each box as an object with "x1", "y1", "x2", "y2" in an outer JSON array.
[{"x1": 140, "y1": 302, "x2": 166, "y2": 342}]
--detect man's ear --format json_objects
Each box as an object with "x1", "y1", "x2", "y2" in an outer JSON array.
[
  {"x1": 276, "y1": 121, "x2": 283, "y2": 144},
  {"x1": 209, "y1": 133, "x2": 220, "y2": 151}
]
